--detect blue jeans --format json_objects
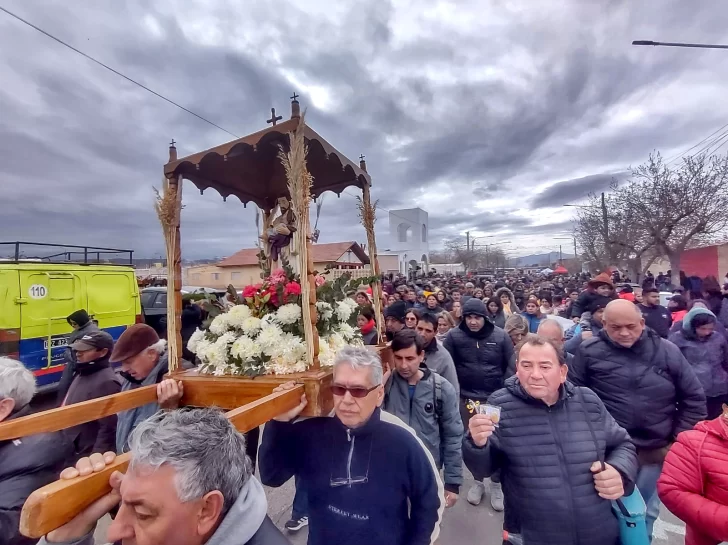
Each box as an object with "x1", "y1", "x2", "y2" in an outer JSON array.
[
  {"x1": 635, "y1": 463, "x2": 662, "y2": 541},
  {"x1": 292, "y1": 475, "x2": 308, "y2": 520}
]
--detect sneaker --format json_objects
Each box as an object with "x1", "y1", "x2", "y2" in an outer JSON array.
[
  {"x1": 285, "y1": 516, "x2": 308, "y2": 532},
  {"x1": 467, "y1": 481, "x2": 486, "y2": 505},
  {"x1": 490, "y1": 481, "x2": 504, "y2": 512}
]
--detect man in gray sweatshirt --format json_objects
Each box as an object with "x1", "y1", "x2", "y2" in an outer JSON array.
[{"x1": 37, "y1": 408, "x2": 289, "y2": 545}]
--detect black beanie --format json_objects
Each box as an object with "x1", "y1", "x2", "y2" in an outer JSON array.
[
  {"x1": 67, "y1": 309, "x2": 90, "y2": 327},
  {"x1": 384, "y1": 300, "x2": 407, "y2": 322}
]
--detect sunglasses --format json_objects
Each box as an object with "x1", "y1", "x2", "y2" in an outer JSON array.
[{"x1": 332, "y1": 384, "x2": 379, "y2": 398}]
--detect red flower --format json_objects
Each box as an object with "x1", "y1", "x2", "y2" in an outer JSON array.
[
  {"x1": 284, "y1": 282, "x2": 301, "y2": 296},
  {"x1": 242, "y1": 284, "x2": 259, "y2": 298}
]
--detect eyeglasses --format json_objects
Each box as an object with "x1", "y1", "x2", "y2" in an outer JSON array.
[{"x1": 332, "y1": 384, "x2": 380, "y2": 398}]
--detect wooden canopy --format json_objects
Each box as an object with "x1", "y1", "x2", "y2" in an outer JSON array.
[{"x1": 163, "y1": 99, "x2": 371, "y2": 211}]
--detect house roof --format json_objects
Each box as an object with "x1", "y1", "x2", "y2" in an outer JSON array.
[{"x1": 218, "y1": 241, "x2": 370, "y2": 268}]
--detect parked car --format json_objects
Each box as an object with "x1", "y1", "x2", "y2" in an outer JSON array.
[{"x1": 141, "y1": 286, "x2": 227, "y2": 336}]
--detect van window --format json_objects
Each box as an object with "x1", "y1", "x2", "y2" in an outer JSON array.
[{"x1": 141, "y1": 291, "x2": 156, "y2": 308}]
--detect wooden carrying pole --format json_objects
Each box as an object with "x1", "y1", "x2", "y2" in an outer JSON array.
[
  {"x1": 20, "y1": 385, "x2": 305, "y2": 539},
  {"x1": 279, "y1": 113, "x2": 319, "y2": 369}
]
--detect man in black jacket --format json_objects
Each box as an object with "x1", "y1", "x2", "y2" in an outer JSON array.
[
  {"x1": 443, "y1": 298, "x2": 514, "y2": 511},
  {"x1": 36, "y1": 409, "x2": 290, "y2": 545},
  {"x1": 570, "y1": 299, "x2": 706, "y2": 540},
  {"x1": 1, "y1": 357, "x2": 72, "y2": 545},
  {"x1": 61, "y1": 330, "x2": 120, "y2": 458},
  {"x1": 56, "y1": 309, "x2": 99, "y2": 403},
  {"x1": 638, "y1": 287, "x2": 672, "y2": 338},
  {"x1": 464, "y1": 336, "x2": 637, "y2": 545}
]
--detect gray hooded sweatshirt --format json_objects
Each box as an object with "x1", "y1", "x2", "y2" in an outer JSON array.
[{"x1": 37, "y1": 476, "x2": 271, "y2": 545}]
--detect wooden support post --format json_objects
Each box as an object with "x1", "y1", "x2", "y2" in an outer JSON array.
[
  {"x1": 20, "y1": 386, "x2": 305, "y2": 539},
  {"x1": 167, "y1": 174, "x2": 183, "y2": 370}
]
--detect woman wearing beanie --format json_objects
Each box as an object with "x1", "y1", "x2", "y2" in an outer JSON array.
[{"x1": 669, "y1": 307, "x2": 728, "y2": 419}]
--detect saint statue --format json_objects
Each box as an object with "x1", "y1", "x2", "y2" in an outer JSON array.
[{"x1": 261, "y1": 196, "x2": 297, "y2": 266}]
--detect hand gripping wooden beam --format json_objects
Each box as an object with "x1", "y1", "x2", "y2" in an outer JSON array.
[{"x1": 20, "y1": 385, "x2": 305, "y2": 539}]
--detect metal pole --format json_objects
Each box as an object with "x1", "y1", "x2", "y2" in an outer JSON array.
[
  {"x1": 559, "y1": 245, "x2": 562, "y2": 262},
  {"x1": 14, "y1": 242, "x2": 20, "y2": 261},
  {"x1": 632, "y1": 40, "x2": 728, "y2": 50},
  {"x1": 466, "y1": 231, "x2": 470, "y2": 252}
]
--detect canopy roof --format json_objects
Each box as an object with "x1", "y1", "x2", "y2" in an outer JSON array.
[{"x1": 163, "y1": 100, "x2": 371, "y2": 211}]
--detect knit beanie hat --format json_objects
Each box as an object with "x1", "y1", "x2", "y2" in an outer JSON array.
[
  {"x1": 384, "y1": 300, "x2": 407, "y2": 322},
  {"x1": 67, "y1": 309, "x2": 91, "y2": 327}
]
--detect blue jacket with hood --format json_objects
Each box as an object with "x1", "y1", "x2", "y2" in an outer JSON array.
[{"x1": 668, "y1": 307, "x2": 728, "y2": 398}]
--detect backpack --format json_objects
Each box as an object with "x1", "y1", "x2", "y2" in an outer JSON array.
[{"x1": 384, "y1": 371, "x2": 443, "y2": 421}]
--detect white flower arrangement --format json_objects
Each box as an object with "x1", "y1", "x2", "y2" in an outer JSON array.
[{"x1": 190, "y1": 297, "x2": 362, "y2": 376}]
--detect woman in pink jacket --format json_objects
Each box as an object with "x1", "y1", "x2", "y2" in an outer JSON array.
[{"x1": 657, "y1": 406, "x2": 728, "y2": 545}]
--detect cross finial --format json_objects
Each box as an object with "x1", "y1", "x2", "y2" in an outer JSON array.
[
  {"x1": 291, "y1": 92, "x2": 299, "y2": 101},
  {"x1": 360, "y1": 154, "x2": 365, "y2": 161},
  {"x1": 170, "y1": 139, "x2": 176, "y2": 147},
  {"x1": 267, "y1": 108, "x2": 282, "y2": 126}
]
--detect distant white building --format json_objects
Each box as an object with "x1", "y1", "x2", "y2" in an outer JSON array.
[{"x1": 380, "y1": 207, "x2": 430, "y2": 275}]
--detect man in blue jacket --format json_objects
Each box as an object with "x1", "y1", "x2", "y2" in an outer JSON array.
[
  {"x1": 259, "y1": 346, "x2": 444, "y2": 545},
  {"x1": 570, "y1": 299, "x2": 706, "y2": 540}
]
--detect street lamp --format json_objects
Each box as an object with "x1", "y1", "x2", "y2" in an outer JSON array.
[{"x1": 633, "y1": 40, "x2": 728, "y2": 50}]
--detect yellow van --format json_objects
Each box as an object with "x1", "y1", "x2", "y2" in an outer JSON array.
[{"x1": 0, "y1": 243, "x2": 141, "y2": 389}]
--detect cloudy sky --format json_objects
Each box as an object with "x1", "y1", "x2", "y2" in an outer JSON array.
[{"x1": 2, "y1": 1, "x2": 728, "y2": 260}]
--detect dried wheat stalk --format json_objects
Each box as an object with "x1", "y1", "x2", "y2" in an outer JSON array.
[
  {"x1": 358, "y1": 189, "x2": 385, "y2": 343},
  {"x1": 154, "y1": 176, "x2": 182, "y2": 371},
  {"x1": 278, "y1": 113, "x2": 317, "y2": 367}
]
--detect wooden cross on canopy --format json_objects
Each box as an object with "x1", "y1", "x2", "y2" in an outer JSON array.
[{"x1": 267, "y1": 107, "x2": 282, "y2": 126}]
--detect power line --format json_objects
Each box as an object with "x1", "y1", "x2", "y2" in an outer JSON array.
[
  {"x1": 665, "y1": 122, "x2": 728, "y2": 165},
  {"x1": 0, "y1": 5, "x2": 240, "y2": 139}
]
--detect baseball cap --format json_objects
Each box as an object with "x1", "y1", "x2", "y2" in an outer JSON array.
[{"x1": 70, "y1": 330, "x2": 115, "y2": 352}]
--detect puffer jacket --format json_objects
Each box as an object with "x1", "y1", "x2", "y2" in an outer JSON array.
[
  {"x1": 384, "y1": 366, "x2": 463, "y2": 492},
  {"x1": 1, "y1": 406, "x2": 73, "y2": 545},
  {"x1": 658, "y1": 416, "x2": 728, "y2": 545},
  {"x1": 571, "y1": 328, "x2": 707, "y2": 449},
  {"x1": 564, "y1": 319, "x2": 604, "y2": 355},
  {"x1": 462, "y1": 378, "x2": 638, "y2": 545},
  {"x1": 443, "y1": 299, "x2": 515, "y2": 399},
  {"x1": 668, "y1": 309, "x2": 728, "y2": 398}
]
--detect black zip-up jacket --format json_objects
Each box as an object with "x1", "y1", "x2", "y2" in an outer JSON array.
[
  {"x1": 259, "y1": 408, "x2": 443, "y2": 545},
  {"x1": 570, "y1": 329, "x2": 706, "y2": 449},
  {"x1": 443, "y1": 299, "x2": 514, "y2": 399},
  {"x1": 463, "y1": 378, "x2": 638, "y2": 545},
  {"x1": 0, "y1": 406, "x2": 73, "y2": 545},
  {"x1": 637, "y1": 303, "x2": 672, "y2": 338}
]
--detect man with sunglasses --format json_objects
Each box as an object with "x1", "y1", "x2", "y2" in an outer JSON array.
[{"x1": 259, "y1": 346, "x2": 444, "y2": 545}]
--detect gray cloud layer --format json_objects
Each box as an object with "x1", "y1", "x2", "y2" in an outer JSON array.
[{"x1": 2, "y1": 1, "x2": 728, "y2": 259}]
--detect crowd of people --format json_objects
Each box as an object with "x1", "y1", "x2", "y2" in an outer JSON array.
[{"x1": 1, "y1": 267, "x2": 727, "y2": 545}]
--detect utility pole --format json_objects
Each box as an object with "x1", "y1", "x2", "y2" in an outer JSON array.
[
  {"x1": 466, "y1": 231, "x2": 470, "y2": 252},
  {"x1": 559, "y1": 245, "x2": 562, "y2": 262}
]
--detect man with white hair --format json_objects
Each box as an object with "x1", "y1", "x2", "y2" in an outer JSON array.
[
  {"x1": 110, "y1": 324, "x2": 184, "y2": 453},
  {"x1": 570, "y1": 298, "x2": 706, "y2": 540},
  {"x1": 259, "y1": 346, "x2": 444, "y2": 545},
  {"x1": 0, "y1": 357, "x2": 72, "y2": 545},
  {"x1": 37, "y1": 408, "x2": 290, "y2": 545}
]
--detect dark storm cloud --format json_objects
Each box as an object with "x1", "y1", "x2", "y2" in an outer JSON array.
[
  {"x1": 1, "y1": 0, "x2": 728, "y2": 258},
  {"x1": 529, "y1": 172, "x2": 628, "y2": 209}
]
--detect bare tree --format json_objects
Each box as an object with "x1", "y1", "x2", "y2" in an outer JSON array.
[
  {"x1": 428, "y1": 249, "x2": 454, "y2": 264},
  {"x1": 444, "y1": 236, "x2": 479, "y2": 271},
  {"x1": 620, "y1": 152, "x2": 728, "y2": 285}
]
